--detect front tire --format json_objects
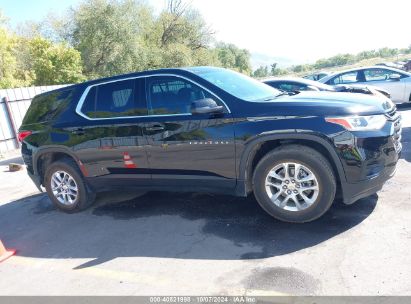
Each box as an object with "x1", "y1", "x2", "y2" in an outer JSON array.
[
  {"x1": 44, "y1": 158, "x2": 95, "y2": 213},
  {"x1": 252, "y1": 145, "x2": 336, "y2": 223}
]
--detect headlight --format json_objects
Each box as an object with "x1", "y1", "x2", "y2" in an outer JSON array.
[{"x1": 325, "y1": 115, "x2": 387, "y2": 131}]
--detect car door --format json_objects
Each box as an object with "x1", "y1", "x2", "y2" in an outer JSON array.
[
  {"x1": 73, "y1": 77, "x2": 151, "y2": 184},
  {"x1": 363, "y1": 68, "x2": 406, "y2": 102},
  {"x1": 143, "y1": 75, "x2": 236, "y2": 190}
]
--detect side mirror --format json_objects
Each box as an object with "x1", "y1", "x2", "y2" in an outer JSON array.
[
  {"x1": 191, "y1": 98, "x2": 224, "y2": 115},
  {"x1": 389, "y1": 74, "x2": 401, "y2": 81}
]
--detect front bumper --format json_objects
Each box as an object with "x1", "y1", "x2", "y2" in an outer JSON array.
[
  {"x1": 335, "y1": 112, "x2": 402, "y2": 204},
  {"x1": 342, "y1": 156, "x2": 398, "y2": 204}
]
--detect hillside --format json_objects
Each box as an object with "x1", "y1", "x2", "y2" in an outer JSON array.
[{"x1": 295, "y1": 54, "x2": 411, "y2": 77}]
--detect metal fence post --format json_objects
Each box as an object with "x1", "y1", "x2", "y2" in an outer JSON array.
[{"x1": 2, "y1": 96, "x2": 20, "y2": 149}]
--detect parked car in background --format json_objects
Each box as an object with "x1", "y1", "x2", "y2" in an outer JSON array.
[
  {"x1": 263, "y1": 77, "x2": 391, "y2": 99},
  {"x1": 303, "y1": 71, "x2": 331, "y2": 81},
  {"x1": 404, "y1": 60, "x2": 411, "y2": 72},
  {"x1": 319, "y1": 66, "x2": 411, "y2": 104},
  {"x1": 19, "y1": 67, "x2": 401, "y2": 223}
]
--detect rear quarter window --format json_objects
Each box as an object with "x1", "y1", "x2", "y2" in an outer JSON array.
[{"x1": 22, "y1": 89, "x2": 74, "y2": 125}]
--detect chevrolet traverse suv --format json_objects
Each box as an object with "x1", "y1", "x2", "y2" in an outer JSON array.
[{"x1": 19, "y1": 67, "x2": 402, "y2": 222}]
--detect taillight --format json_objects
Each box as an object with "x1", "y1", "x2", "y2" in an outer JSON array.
[{"x1": 18, "y1": 130, "x2": 32, "y2": 142}]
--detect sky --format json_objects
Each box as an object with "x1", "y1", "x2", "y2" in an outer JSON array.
[{"x1": 1, "y1": 0, "x2": 410, "y2": 66}]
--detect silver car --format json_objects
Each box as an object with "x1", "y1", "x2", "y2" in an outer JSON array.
[{"x1": 319, "y1": 66, "x2": 411, "y2": 104}]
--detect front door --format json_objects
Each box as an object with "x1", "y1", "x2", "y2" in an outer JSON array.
[
  {"x1": 362, "y1": 68, "x2": 406, "y2": 103},
  {"x1": 143, "y1": 75, "x2": 236, "y2": 189}
]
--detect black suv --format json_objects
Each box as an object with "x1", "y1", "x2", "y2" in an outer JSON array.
[{"x1": 19, "y1": 67, "x2": 402, "y2": 222}]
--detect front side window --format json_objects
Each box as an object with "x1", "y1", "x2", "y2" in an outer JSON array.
[
  {"x1": 147, "y1": 76, "x2": 220, "y2": 115},
  {"x1": 364, "y1": 68, "x2": 404, "y2": 82},
  {"x1": 81, "y1": 79, "x2": 147, "y2": 118}
]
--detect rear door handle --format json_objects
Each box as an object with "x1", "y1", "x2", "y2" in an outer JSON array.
[
  {"x1": 72, "y1": 128, "x2": 85, "y2": 135},
  {"x1": 146, "y1": 125, "x2": 164, "y2": 132}
]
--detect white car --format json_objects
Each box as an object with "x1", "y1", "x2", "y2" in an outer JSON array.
[{"x1": 319, "y1": 66, "x2": 411, "y2": 104}]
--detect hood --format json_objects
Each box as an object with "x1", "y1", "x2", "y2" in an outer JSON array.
[{"x1": 246, "y1": 91, "x2": 394, "y2": 117}]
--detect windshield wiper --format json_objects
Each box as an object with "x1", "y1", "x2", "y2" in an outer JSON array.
[
  {"x1": 270, "y1": 91, "x2": 300, "y2": 99},
  {"x1": 263, "y1": 96, "x2": 279, "y2": 101},
  {"x1": 261, "y1": 91, "x2": 300, "y2": 102}
]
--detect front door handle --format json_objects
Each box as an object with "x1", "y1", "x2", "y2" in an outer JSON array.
[
  {"x1": 146, "y1": 125, "x2": 164, "y2": 132},
  {"x1": 72, "y1": 128, "x2": 85, "y2": 135}
]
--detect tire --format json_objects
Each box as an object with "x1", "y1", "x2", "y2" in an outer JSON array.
[
  {"x1": 252, "y1": 145, "x2": 336, "y2": 223},
  {"x1": 44, "y1": 158, "x2": 96, "y2": 213}
]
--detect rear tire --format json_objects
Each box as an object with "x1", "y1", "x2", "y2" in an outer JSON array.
[
  {"x1": 252, "y1": 145, "x2": 336, "y2": 223},
  {"x1": 44, "y1": 158, "x2": 96, "y2": 213}
]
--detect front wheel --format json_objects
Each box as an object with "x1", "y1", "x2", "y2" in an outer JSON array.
[{"x1": 252, "y1": 145, "x2": 336, "y2": 223}]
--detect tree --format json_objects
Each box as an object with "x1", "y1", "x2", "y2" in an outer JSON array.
[
  {"x1": 378, "y1": 47, "x2": 399, "y2": 58},
  {"x1": 29, "y1": 37, "x2": 85, "y2": 85},
  {"x1": 68, "y1": 0, "x2": 154, "y2": 78},
  {"x1": 252, "y1": 66, "x2": 269, "y2": 78},
  {"x1": 215, "y1": 42, "x2": 252, "y2": 74},
  {"x1": 291, "y1": 64, "x2": 311, "y2": 73},
  {"x1": 253, "y1": 63, "x2": 288, "y2": 78},
  {"x1": 270, "y1": 63, "x2": 277, "y2": 75},
  {"x1": 148, "y1": 0, "x2": 217, "y2": 68},
  {"x1": 155, "y1": 0, "x2": 214, "y2": 50},
  {"x1": 0, "y1": 12, "x2": 34, "y2": 88}
]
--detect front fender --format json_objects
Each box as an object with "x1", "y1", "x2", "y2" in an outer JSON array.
[{"x1": 237, "y1": 131, "x2": 347, "y2": 194}]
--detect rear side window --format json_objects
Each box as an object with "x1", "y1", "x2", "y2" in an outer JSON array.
[
  {"x1": 81, "y1": 78, "x2": 147, "y2": 118},
  {"x1": 22, "y1": 89, "x2": 74, "y2": 125}
]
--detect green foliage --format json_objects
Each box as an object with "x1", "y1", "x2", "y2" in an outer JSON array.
[
  {"x1": 215, "y1": 42, "x2": 252, "y2": 75},
  {"x1": 252, "y1": 66, "x2": 269, "y2": 78},
  {"x1": 270, "y1": 63, "x2": 277, "y2": 75},
  {"x1": 29, "y1": 37, "x2": 85, "y2": 85},
  {"x1": 253, "y1": 63, "x2": 288, "y2": 78},
  {"x1": 70, "y1": 0, "x2": 154, "y2": 77},
  {"x1": 298, "y1": 47, "x2": 406, "y2": 73},
  {"x1": 291, "y1": 64, "x2": 311, "y2": 73},
  {"x1": 1, "y1": 1, "x2": 252, "y2": 88},
  {"x1": 0, "y1": 11, "x2": 33, "y2": 88},
  {"x1": 267, "y1": 46, "x2": 410, "y2": 77},
  {"x1": 0, "y1": 10, "x2": 84, "y2": 88},
  {"x1": 313, "y1": 53, "x2": 355, "y2": 69}
]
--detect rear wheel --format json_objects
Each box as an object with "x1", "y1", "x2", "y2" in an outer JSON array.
[
  {"x1": 252, "y1": 145, "x2": 336, "y2": 223},
  {"x1": 44, "y1": 158, "x2": 95, "y2": 213}
]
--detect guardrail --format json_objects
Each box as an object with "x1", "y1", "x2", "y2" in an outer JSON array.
[{"x1": 0, "y1": 85, "x2": 68, "y2": 154}]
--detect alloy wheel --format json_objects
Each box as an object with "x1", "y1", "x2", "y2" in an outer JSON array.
[
  {"x1": 265, "y1": 162, "x2": 319, "y2": 212},
  {"x1": 50, "y1": 170, "x2": 79, "y2": 206}
]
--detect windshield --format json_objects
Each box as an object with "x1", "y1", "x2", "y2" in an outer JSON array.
[{"x1": 191, "y1": 68, "x2": 281, "y2": 101}]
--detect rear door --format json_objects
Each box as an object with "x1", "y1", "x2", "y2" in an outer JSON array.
[
  {"x1": 143, "y1": 75, "x2": 236, "y2": 190},
  {"x1": 73, "y1": 77, "x2": 151, "y2": 183}
]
